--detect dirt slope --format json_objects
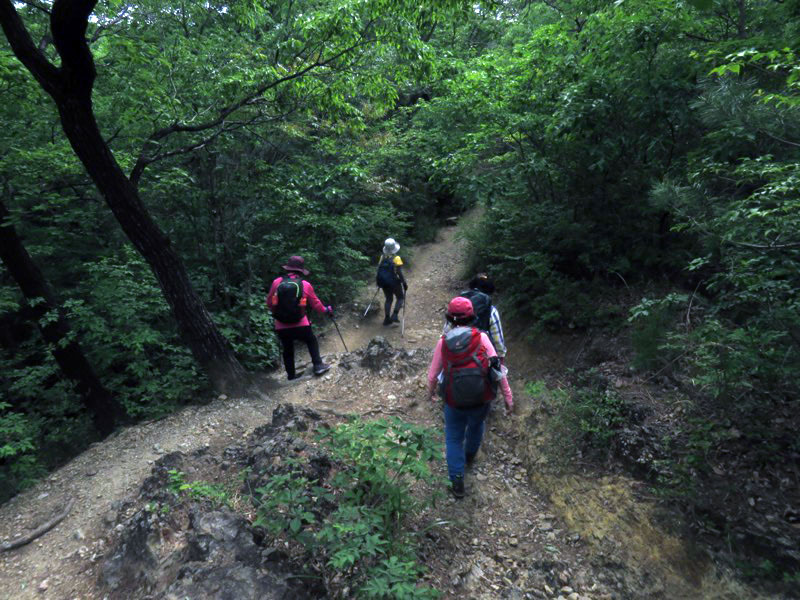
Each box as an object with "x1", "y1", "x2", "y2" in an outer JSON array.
[{"x1": 0, "y1": 222, "x2": 778, "y2": 600}]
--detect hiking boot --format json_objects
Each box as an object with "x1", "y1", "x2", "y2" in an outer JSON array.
[
  {"x1": 382, "y1": 316, "x2": 392, "y2": 326},
  {"x1": 465, "y1": 452, "x2": 477, "y2": 468},
  {"x1": 450, "y1": 475, "x2": 465, "y2": 499},
  {"x1": 313, "y1": 363, "x2": 331, "y2": 376},
  {"x1": 390, "y1": 312, "x2": 400, "y2": 323}
]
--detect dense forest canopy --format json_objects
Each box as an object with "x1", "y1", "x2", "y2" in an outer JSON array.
[{"x1": 1, "y1": 3, "x2": 798, "y2": 583}]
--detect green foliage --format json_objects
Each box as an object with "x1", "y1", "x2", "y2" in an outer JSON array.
[
  {"x1": 253, "y1": 417, "x2": 442, "y2": 599},
  {"x1": 405, "y1": 0, "x2": 704, "y2": 329},
  {"x1": 166, "y1": 469, "x2": 231, "y2": 508},
  {"x1": 0, "y1": 401, "x2": 46, "y2": 503},
  {"x1": 64, "y1": 248, "x2": 203, "y2": 417},
  {"x1": 0, "y1": 339, "x2": 95, "y2": 503},
  {"x1": 628, "y1": 293, "x2": 689, "y2": 371},
  {"x1": 527, "y1": 373, "x2": 629, "y2": 456},
  {"x1": 634, "y1": 63, "x2": 800, "y2": 407},
  {"x1": 2, "y1": 0, "x2": 798, "y2": 542},
  {"x1": 214, "y1": 290, "x2": 279, "y2": 371},
  {"x1": 360, "y1": 556, "x2": 439, "y2": 600}
]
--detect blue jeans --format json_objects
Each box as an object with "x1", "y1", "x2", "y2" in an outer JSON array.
[{"x1": 443, "y1": 403, "x2": 491, "y2": 481}]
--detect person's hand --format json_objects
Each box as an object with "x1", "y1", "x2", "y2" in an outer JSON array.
[
  {"x1": 429, "y1": 392, "x2": 437, "y2": 404},
  {"x1": 402, "y1": 281, "x2": 408, "y2": 292},
  {"x1": 325, "y1": 305, "x2": 334, "y2": 317},
  {"x1": 505, "y1": 399, "x2": 514, "y2": 415}
]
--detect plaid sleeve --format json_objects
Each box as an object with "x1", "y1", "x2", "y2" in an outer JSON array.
[{"x1": 489, "y1": 306, "x2": 506, "y2": 357}]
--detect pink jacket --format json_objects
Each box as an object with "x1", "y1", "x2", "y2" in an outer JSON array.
[
  {"x1": 267, "y1": 273, "x2": 327, "y2": 330},
  {"x1": 427, "y1": 329, "x2": 513, "y2": 408}
]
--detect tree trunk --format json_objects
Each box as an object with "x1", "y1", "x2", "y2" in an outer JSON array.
[
  {"x1": 0, "y1": 0, "x2": 248, "y2": 392},
  {"x1": 736, "y1": 0, "x2": 746, "y2": 38},
  {"x1": 54, "y1": 95, "x2": 248, "y2": 390},
  {"x1": 0, "y1": 198, "x2": 121, "y2": 435}
]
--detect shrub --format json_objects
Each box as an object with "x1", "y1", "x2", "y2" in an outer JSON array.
[
  {"x1": 253, "y1": 417, "x2": 442, "y2": 599},
  {"x1": 528, "y1": 371, "x2": 629, "y2": 456}
]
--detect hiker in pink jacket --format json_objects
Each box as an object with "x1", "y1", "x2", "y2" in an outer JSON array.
[
  {"x1": 267, "y1": 256, "x2": 332, "y2": 379},
  {"x1": 427, "y1": 296, "x2": 513, "y2": 498}
]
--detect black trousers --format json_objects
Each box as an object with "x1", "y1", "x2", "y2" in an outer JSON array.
[
  {"x1": 276, "y1": 326, "x2": 322, "y2": 379},
  {"x1": 381, "y1": 284, "x2": 405, "y2": 318}
]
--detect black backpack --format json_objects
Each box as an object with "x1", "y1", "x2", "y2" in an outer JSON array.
[
  {"x1": 460, "y1": 289, "x2": 492, "y2": 333},
  {"x1": 376, "y1": 255, "x2": 397, "y2": 288},
  {"x1": 271, "y1": 276, "x2": 307, "y2": 323}
]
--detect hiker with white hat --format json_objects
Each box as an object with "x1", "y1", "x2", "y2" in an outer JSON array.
[{"x1": 375, "y1": 238, "x2": 408, "y2": 327}]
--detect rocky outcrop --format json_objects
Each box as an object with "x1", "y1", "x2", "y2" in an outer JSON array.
[
  {"x1": 356, "y1": 336, "x2": 429, "y2": 379},
  {"x1": 98, "y1": 405, "x2": 327, "y2": 600}
]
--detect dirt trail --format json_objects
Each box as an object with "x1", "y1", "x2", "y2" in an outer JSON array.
[
  {"x1": 0, "y1": 225, "x2": 466, "y2": 600},
  {"x1": 0, "y1": 221, "x2": 775, "y2": 600}
]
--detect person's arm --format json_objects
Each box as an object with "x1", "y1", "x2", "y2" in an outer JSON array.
[
  {"x1": 396, "y1": 266, "x2": 407, "y2": 287},
  {"x1": 479, "y1": 332, "x2": 512, "y2": 409},
  {"x1": 489, "y1": 306, "x2": 506, "y2": 358},
  {"x1": 303, "y1": 281, "x2": 329, "y2": 315},
  {"x1": 478, "y1": 332, "x2": 497, "y2": 358},
  {"x1": 499, "y1": 375, "x2": 513, "y2": 412},
  {"x1": 427, "y1": 338, "x2": 444, "y2": 400}
]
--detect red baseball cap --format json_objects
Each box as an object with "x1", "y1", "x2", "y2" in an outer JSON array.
[{"x1": 447, "y1": 296, "x2": 474, "y2": 319}]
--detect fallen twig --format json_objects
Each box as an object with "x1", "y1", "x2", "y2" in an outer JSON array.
[
  {"x1": 315, "y1": 407, "x2": 351, "y2": 419},
  {"x1": 361, "y1": 407, "x2": 407, "y2": 417},
  {"x1": 1, "y1": 497, "x2": 76, "y2": 552}
]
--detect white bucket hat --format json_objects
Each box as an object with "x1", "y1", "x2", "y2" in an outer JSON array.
[{"x1": 383, "y1": 237, "x2": 400, "y2": 255}]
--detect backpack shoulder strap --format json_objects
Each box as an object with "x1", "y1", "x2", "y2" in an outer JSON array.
[
  {"x1": 281, "y1": 276, "x2": 304, "y2": 296},
  {"x1": 469, "y1": 327, "x2": 482, "y2": 347}
]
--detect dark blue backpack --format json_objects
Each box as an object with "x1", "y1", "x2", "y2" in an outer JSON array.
[
  {"x1": 460, "y1": 289, "x2": 492, "y2": 333},
  {"x1": 376, "y1": 255, "x2": 397, "y2": 288}
]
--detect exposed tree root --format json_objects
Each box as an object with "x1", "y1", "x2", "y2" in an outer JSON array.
[{"x1": 1, "y1": 498, "x2": 75, "y2": 552}]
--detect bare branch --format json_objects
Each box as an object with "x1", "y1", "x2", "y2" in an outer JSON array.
[
  {"x1": 760, "y1": 129, "x2": 800, "y2": 148},
  {"x1": 19, "y1": 0, "x2": 50, "y2": 16},
  {"x1": 726, "y1": 239, "x2": 800, "y2": 250},
  {"x1": 0, "y1": 0, "x2": 62, "y2": 96},
  {"x1": 130, "y1": 36, "x2": 373, "y2": 183},
  {"x1": 130, "y1": 128, "x2": 227, "y2": 186},
  {"x1": 105, "y1": 125, "x2": 124, "y2": 146},
  {"x1": 131, "y1": 113, "x2": 280, "y2": 186},
  {"x1": 683, "y1": 32, "x2": 720, "y2": 43},
  {"x1": 89, "y1": 5, "x2": 131, "y2": 44}
]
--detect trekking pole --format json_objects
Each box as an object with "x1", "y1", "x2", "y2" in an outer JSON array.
[
  {"x1": 329, "y1": 314, "x2": 349, "y2": 352},
  {"x1": 362, "y1": 287, "x2": 380, "y2": 319},
  {"x1": 401, "y1": 291, "x2": 406, "y2": 337}
]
